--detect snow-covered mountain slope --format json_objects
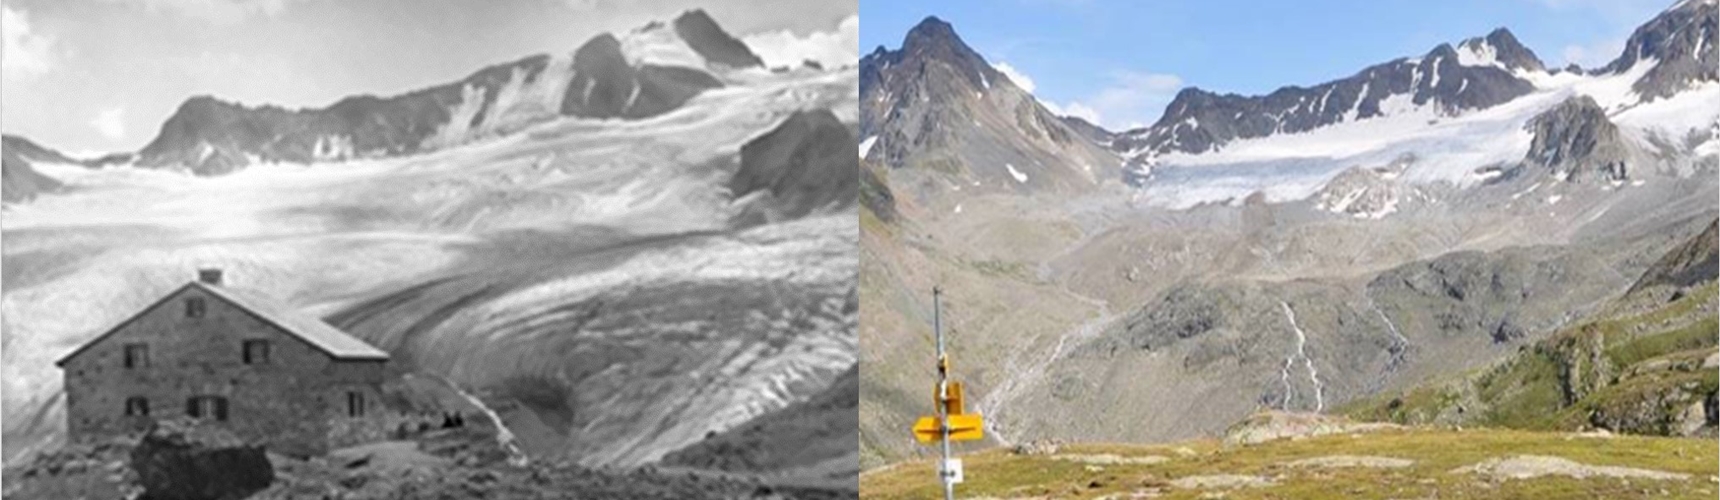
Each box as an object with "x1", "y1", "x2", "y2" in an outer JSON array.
[
  {"x1": 0, "y1": 64, "x2": 858, "y2": 465},
  {"x1": 1117, "y1": 0, "x2": 1716, "y2": 213},
  {"x1": 1, "y1": 135, "x2": 73, "y2": 204},
  {"x1": 129, "y1": 9, "x2": 767, "y2": 176},
  {"x1": 1599, "y1": 0, "x2": 1718, "y2": 100},
  {"x1": 1132, "y1": 47, "x2": 1717, "y2": 210},
  {"x1": 1113, "y1": 28, "x2": 1545, "y2": 159}
]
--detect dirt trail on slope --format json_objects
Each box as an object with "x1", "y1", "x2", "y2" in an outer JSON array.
[{"x1": 975, "y1": 226, "x2": 1117, "y2": 445}]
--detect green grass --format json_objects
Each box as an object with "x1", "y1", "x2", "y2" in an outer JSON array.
[
  {"x1": 1552, "y1": 369, "x2": 1720, "y2": 433},
  {"x1": 860, "y1": 428, "x2": 1718, "y2": 499},
  {"x1": 1345, "y1": 282, "x2": 1718, "y2": 433},
  {"x1": 1475, "y1": 351, "x2": 1567, "y2": 430},
  {"x1": 1606, "y1": 317, "x2": 1718, "y2": 370}
]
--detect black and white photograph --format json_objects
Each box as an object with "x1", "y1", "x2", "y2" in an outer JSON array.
[{"x1": 1, "y1": 0, "x2": 859, "y2": 498}]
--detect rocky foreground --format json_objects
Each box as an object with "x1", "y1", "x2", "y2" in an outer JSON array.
[
  {"x1": 4, "y1": 416, "x2": 852, "y2": 499},
  {"x1": 859, "y1": 412, "x2": 1719, "y2": 500}
]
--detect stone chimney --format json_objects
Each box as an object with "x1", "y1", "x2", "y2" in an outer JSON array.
[{"x1": 198, "y1": 268, "x2": 223, "y2": 286}]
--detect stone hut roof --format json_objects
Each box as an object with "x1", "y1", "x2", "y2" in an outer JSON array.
[{"x1": 56, "y1": 281, "x2": 388, "y2": 366}]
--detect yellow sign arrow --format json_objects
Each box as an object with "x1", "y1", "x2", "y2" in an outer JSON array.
[{"x1": 913, "y1": 414, "x2": 984, "y2": 443}]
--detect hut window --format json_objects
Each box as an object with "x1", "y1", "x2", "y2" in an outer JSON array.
[
  {"x1": 124, "y1": 397, "x2": 150, "y2": 417},
  {"x1": 347, "y1": 391, "x2": 365, "y2": 417},
  {"x1": 185, "y1": 297, "x2": 206, "y2": 318},
  {"x1": 242, "y1": 340, "x2": 270, "y2": 364},
  {"x1": 123, "y1": 344, "x2": 149, "y2": 369},
  {"x1": 187, "y1": 396, "x2": 228, "y2": 421}
]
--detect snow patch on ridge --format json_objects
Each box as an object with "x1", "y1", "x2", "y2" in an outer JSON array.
[
  {"x1": 619, "y1": 23, "x2": 707, "y2": 69},
  {"x1": 428, "y1": 53, "x2": 577, "y2": 149},
  {"x1": 1456, "y1": 40, "x2": 1500, "y2": 69}
]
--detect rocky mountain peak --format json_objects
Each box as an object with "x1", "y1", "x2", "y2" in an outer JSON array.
[
  {"x1": 1601, "y1": 0, "x2": 1717, "y2": 99},
  {"x1": 671, "y1": 9, "x2": 764, "y2": 68},
  {"x1": 896, "y1": 16, "x2": 996, "y2": 88},
  {"x1": 858, "y1": 17, "x2": 1117, "y2": 192},
  {"x1": 903, "y1": 16, "x2": 962, "y2": 54},
  {"x1": 1457, "y1": 27, "x2": 1546, "y2": 73}
]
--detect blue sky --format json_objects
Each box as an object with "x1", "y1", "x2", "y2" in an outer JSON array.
[
  {"x1": 1, "y1": 0, "x2": 855, "y2": 155},
  {"x1": 861, "y1": 0, "x2": 1675, "y2": 130}
]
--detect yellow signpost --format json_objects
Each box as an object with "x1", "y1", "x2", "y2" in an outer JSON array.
[
  {"x1": 910, "y1": 286, "x2": 982, "y2": 499},
  {"x1": 912, "y1": 414, "x2": 984, "y2": 443}
]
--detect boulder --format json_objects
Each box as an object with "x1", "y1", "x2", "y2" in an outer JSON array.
[{"x1": 130, "y1": 418, "x2": 274, "y2": 500}]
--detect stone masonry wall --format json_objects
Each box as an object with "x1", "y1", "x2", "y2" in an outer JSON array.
[{"x1": 61, "y1": 285, "x2": 388, "y2": 457}]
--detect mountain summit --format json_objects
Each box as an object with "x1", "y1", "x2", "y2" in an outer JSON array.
[
  {"x1": 1599, "y1": 0, "x2": 1718, "y2": 99},
  {"x1": 859, "y1": 16, "x2": 1117, "y2": 194}
]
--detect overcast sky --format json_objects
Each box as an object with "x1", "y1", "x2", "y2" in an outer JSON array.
[
  {"x1": 1, "y1": 0, "x2": 856, "y2": 156},
  {"x1": 861, "y1": 0, "x2": 1675, "y2": 131}
]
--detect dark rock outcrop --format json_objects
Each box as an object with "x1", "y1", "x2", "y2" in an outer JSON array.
[
  {"x1": 1117, "y1": 285, "x2": 1228, "y2": 351},
  {"x1": 1113, "y1": 29, "x2": 1542, "y2": 156},
  {"x1": 728, "y1": 109, "x2": 857, "y2": 223},
  {"x1": 860, "y1": 158, "x2": 897, "y2": 223},
  {"x1": 1629, "y1": 218, "x2": 1719, "y2": 293},
  {"x1": 1517, "y1": 95, "x2": 1633, "y2": 182},
  {"x1": 1367, "y1": 248, "x2": 1609, "y2": 344},
  {"x1": 558, "y1": 34, "x2": 724, "y2": 119},
  {"x1": 1313, "y1": 156, "x2": 1413, "y2": 218},
  {"x1": 671, "y1": 9, "x2": 763, "y2": 69},
  {"x1": 130, "y1": 419, "x2": 274, "y2": 500}
]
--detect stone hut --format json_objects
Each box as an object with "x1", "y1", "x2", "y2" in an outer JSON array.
[{"x1": 56, "y1": 269, "x2": 390, "y2": 456}]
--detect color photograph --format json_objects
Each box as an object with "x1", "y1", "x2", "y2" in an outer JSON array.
[{"x1": 857, "y1": 0, "x2": 1718, "y2": 498}]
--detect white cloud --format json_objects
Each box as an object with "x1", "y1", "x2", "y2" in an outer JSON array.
[
  {"x1": 1059, "y1": 102, "x2": 1102, "y2": 124},
  {"x1": 563, "y1": 0, "x2": 601, "y2": 10},
  {"x1": 1561, "y1": 36, "x2": 1626, "y2": 68},
  {"x1": 97, "y1": 0, "x2": 305, "y2": 25},
  {"x1": 741, "y1": 14, "x2": 858, "y2": 69},
  {"x1": 991, "y1": 62, "x2": 1036, "y2": 94},
  {"x1": 2, "y1": 6, "x2": 55, "y2": 80},
  {"x1": 991, "y1": 60, "x2": 1178, "y2": 131},
  {"x1": 91, "y1": 107, "x2": 127, "y2": 140},
  {"x1": 1063, "y1": 70, "x2": 1183, "y2": 131}
]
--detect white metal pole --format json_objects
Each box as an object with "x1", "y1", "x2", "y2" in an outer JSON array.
[{"x1": 935, "y1": 286, "x2": 953, "y2": 500}]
